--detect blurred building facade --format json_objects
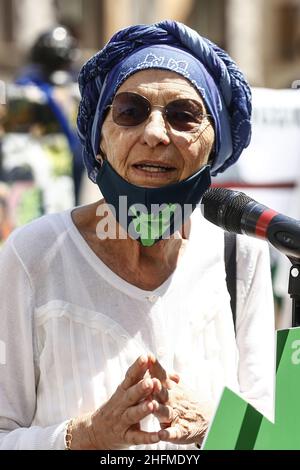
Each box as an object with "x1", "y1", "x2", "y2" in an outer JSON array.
[{"x1": 1, "y1": 0, "x2": 300, "y2": 86}]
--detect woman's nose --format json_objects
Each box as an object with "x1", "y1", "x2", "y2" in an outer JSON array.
[{"x1": 140, "y1": 110, "x2": 171, "y2": 147}]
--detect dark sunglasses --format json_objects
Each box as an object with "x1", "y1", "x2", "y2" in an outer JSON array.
[{"x1": 109, "y1": 92, "x2": 211, "y2": 133}]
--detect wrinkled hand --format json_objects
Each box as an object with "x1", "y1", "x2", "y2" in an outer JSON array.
[
  {"x1": 149, "y1": 357, "x2": 214, "y2": 446},
  {"x1": 71, "y1": 355, "x2": 162, "y2": 449}
]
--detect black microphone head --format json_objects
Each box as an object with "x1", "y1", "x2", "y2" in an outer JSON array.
[{"x1": 202, "y1": 187, "x2": 254, "y2": 233}]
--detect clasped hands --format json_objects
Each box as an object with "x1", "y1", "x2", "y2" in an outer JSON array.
[{"x1": 70, "y1": 353, "x2": 213, "y2": 449}]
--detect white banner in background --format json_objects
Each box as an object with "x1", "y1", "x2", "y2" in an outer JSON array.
[{"x1": 214, "y1": 87, "x2": 300, "y2": 218}]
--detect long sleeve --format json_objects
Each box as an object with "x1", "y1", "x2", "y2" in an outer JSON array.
[
  {"x1": 235, "y1": 236, "x2": 275, "y2": 422},
  {"x1": 0, "y1": 235, "x2": 66, "y2": 449}
]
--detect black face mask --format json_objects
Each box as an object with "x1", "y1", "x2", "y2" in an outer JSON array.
[{"x1": 96, "y1": 159, "x2": 211, "y2": 246}]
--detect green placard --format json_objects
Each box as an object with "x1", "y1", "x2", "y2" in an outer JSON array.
[{"x1": 203, "y1": 327, "x2": 300, "y2": 450}]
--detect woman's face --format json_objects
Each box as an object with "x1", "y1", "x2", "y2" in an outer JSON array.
[{"x1": 100, "y1": 69, "x2": 215, "y2": 188}]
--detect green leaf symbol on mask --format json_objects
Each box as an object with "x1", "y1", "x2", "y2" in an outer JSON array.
[{"x1": 130, "y1": 203, "x2": 177, "y2": 247}]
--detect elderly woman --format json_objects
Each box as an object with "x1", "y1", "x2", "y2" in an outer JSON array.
[{"x1": 0, "y1": 21, "x2": 274, "y2": 450}]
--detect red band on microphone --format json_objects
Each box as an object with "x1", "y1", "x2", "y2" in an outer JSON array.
[{"x1": 255, "y1": 209, "x2": 278, "y2": 238}]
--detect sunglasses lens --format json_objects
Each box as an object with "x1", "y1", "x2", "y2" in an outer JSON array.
[
  {"x1": 112, "y1": 92, "x2": 150, "y2": 126},
  {"x1": 166, "y1": 99, "x2": 204, "y2": 132}
]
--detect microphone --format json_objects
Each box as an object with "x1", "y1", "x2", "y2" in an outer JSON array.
[{"x1": 202, "y1": 187, "x2": 300, "y2": 259}]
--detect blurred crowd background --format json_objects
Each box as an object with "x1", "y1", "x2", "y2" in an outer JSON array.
[
  {"x1": 2, "y1": 0, "x2": 300, "y2": 86},
  {"x1": 1, "y1": 0, "x2": 300, "y2": 328}
]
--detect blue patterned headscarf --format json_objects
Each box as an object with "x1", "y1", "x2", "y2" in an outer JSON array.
[{"x1": 77, "y1": 20, "x2": 252, "y2": 182}]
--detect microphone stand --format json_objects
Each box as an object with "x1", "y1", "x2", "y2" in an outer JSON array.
[{"x1": 288, "y1": 258, "x2": 300, "y2": 328}]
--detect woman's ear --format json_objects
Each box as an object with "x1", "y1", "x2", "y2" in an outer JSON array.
[
  {"x1": 95, "y1": 153, "x2": 104, "y2": 167},
  {"x1": 96, "y1": 136, "x2": 107, "y2": 167}
]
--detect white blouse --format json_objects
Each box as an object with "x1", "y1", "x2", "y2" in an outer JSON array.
[{"x1": 0, "y1": 207, "x2": 275, "y2": 449}]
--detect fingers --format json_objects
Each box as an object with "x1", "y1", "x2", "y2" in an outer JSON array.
[
  {"x1": 158, "y1": 425, "x2": 183, "y2": 442},
  {"x1": 149, "y1": 357, "x2": 168, "y2": 383},
  {"x1": 169, "y1": 373, "x2": 180, "y2": 384},
  {"x1": 151, "y1": 377, "x2": 162, "y2": 394},
  {"x1": 125, "y1": 377, "x2": 156, "y2": 407},
  {"x1": 153, "y1": 402, "x2": 174, "y2": 423},
  {"x1": 123, "y1": 398, "x2": 159, "y2": 425},
  {"x1": 153, "y1": 384, "x2": 169, "y2": 404},
  {"x1": 149, "y1": 360, "x2": 169, "y2": 404},
  {"x1": 119, "y1": 356, "x2": 163, "y2": 408},
  {"x1": 120, "y1": 374, "x2": 162, "y2": 414},
  {"x1": 90, "y1": 354, "x2": 183, "y2": 449},
  {"x1": 125, "y1": 428, "x2": 160, "y2": 446},
  {"x1": 121, "y1": 355, "x2": 150, "y2": 391},
  {"x1": 149, "y1": 358, "x2": 180, "y2": 404},
  {"x1": 119, "y1": 355, "x2": 180, "y2": 424}
]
